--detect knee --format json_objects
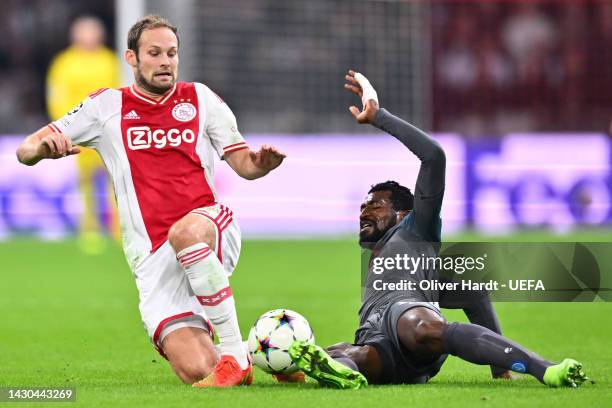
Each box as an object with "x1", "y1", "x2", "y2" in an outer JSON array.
[
  {"x1": 413, "y1": 318, "x2": 445, "y2": 345},
  {"x1": 168, "y1": 219, "x2": 206, "y2": 251},
  {"x1": 168, "y1": 216, "x2": 216, "y2": 252},
  {"x1": 168, "y1": 221, "x2": 192, "y2": 250},
  {"x1": 174, "y1": 360, "x2": 215, "y2": 384}
]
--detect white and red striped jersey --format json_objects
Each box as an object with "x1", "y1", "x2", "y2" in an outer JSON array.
[{"x1": 49, "y1": 82, "x2": 248, "y2": 269}]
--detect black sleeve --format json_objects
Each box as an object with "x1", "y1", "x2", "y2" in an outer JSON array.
[{"x1": 371, "y1": 108, "x2": 445, "y2": 240}]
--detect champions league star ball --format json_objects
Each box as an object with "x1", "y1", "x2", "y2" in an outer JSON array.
[{"x1": 247, "y1": 309, "x2": 315, "y2": 374}]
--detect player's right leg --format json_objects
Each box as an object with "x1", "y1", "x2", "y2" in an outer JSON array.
[{"x1": 168, "y1": 204, "x2": 251, "y2": 387}]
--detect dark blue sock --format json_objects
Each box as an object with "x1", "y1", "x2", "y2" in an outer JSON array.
[{"x1": 442, "y1": 322, "x2": 553, "y2": 382}]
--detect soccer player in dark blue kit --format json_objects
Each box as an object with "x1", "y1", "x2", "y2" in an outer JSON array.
[{"x1": 288, "y1": 70, "x2": 588, "y2": 389}]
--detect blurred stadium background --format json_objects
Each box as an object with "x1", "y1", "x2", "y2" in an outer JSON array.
[{"x1": 1, "y1": 0, "x2": 612, "y2": 240}]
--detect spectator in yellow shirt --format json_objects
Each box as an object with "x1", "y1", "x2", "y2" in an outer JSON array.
[{"x1": 46, "y1": 16, "x2": 120, "y2": 254}]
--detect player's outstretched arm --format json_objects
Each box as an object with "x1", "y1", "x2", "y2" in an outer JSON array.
[
  {"x1": 16, "y1": 126, "x2": 81, "y2": 166},
  {"x1": 345, "y1": 69, "x2": 445, "y2": 168},
  {"x1": 224, "y1": 145, "x2": 286, "y2": 180},
  {"x1": 345, "y1": 69, "x2": 445, "y2": 240}
]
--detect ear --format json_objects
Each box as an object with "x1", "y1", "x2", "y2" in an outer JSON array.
[
  {"x1": 125, "y1": 49, "x2": 137, "y2": 68},
  {"x1": 396, "y1": 210, "x2": 410, "y2": 222}
]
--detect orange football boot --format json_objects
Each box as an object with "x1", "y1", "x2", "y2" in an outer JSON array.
[{"x1": 193, "y1": 355, "x2": 253, "y2": 387}]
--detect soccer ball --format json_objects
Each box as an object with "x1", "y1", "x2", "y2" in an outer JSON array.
[{"x1": 247, "y1": 309, "x2": 315, "y2": 374}]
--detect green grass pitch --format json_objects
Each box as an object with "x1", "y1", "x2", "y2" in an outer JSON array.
[{"x1": 1, "y1": 237, "x2": 610, "y2": 407}]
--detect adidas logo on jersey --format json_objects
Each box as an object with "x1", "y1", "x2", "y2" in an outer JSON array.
[{"x1": 123, "y1": 110, "x2": 140, "y2": 120}]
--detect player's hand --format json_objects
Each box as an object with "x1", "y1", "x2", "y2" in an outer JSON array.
[
  {"x1": 251, "y1": 144, "x2": 286, "y2": 172},
  {"x1": 344, "y1": 69, "x2": 379, "y2": 124},
  {"x1": 37, "y1": 132, "x2": 81, "y2": 159}
]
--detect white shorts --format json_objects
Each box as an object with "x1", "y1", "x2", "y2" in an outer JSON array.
[{"x1": 133, "y1": 203, "x2": 241, "y2": 357}]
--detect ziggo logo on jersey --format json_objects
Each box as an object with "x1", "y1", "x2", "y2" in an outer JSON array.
[{"x1": 126, "y1": 126, "x2": 196, "y2": 150}]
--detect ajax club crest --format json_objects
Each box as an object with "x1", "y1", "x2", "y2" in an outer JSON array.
[{"x1": 172, "y1": 102, "x2": 197, "y2": 122}]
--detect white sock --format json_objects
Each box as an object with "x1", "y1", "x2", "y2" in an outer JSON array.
[
  {"x1": 177, "y1": 243, "x2": 248, "y2": 369},
  {"x1": 215, "y1": 341, "x2": 249, "y2": 356}
]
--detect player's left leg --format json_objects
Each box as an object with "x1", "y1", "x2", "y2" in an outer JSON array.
[
  {"x1": 325, "y1": 342, "x2": 361, "y2": 372},
  {"x1": 289, "y1": 341, "x2": 369, "y2": 389},
  {"x1": 397, "y1": 307, "x2": 589, "y2": 387},
  {"x1": 161, "y1": 327, "x2": 218, "y2": 384},
  {"x1": 136, "y1": 240, "x2": 222, "y2": 385},
  {"x1": 328, "y1": 343, "x2": 383, "y2": 381},
  {"x1": 283, "y1": 342, "x2": 382, "y2": 387}
]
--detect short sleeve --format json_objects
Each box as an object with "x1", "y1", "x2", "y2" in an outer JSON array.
[
  {"x1": 48, "y1": 96, "x2": 102, "y2": 148},
  {"x1": 201, "y1": 85, "x2": 247, "y2": 159}
]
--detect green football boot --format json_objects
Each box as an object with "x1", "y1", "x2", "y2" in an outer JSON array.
[
  {"x1": 543, "y1": 358, "x2": 589, "y2": 388},
  {"x1": 288, "y1": 341, "x2": 368, "y2": 390}
]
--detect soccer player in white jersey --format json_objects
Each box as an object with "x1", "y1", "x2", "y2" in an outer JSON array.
[{"x1": 16, "y1": 15, "x2": 285, "y2": 387}]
